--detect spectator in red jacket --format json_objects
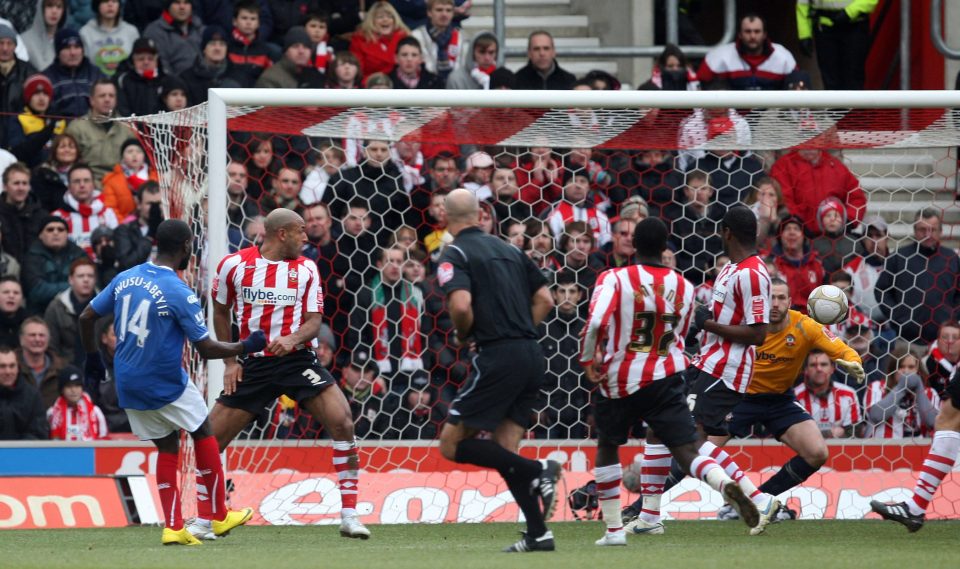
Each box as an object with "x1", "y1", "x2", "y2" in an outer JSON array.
[
  {"x1": 772, "y1": 215, "x2": 825, "y2": 313},
  {"x1": 771, "y1": 148, "x2": 866, "y2": 236},
  {"x1": 349, "y1": 1, "x2": 409, "y2": 80}
]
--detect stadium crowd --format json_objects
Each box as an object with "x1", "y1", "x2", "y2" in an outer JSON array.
[{"x1": 0, "y1": 0, "x2": 956, "y2": 446}]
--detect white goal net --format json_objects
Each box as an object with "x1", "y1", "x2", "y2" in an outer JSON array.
[{"x1": 120, "y1": 89, "x2": 960, "y2": 524}]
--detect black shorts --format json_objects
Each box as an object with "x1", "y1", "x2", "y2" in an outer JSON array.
[
  {"x1": 945, "y1": 372, "x2": 960, "y2": 408},
  {"x1": 688, "y1": 368, "x2": 744, "y2": 436},
  {"x1": 594, "y1": 373, "x2": 697, "y2": 448},
  {"x1": 727, "y1": 390, "x2": 813, "y2": 440},
  {"x1": 447, "y1": 340, "x2": 544, "y2": 431},
  {"x1": 217, "y1": 350, "x2": 336, "y2": 415}
]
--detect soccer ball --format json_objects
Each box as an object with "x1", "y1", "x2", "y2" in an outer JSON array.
[
  {"x1": 622, "y1": 462, "x2": 642, "y2": 492},
  {"x1": 806, "y1": 284, "x2": 849, "y2": 325}
]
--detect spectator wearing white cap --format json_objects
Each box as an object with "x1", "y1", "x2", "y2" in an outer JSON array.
[
  {"x1": 842, "y1": 215, "x2": 888, "y2": 322},
  {"x1": 461, "y1": 151, "x2": 495, "y2": 201}
]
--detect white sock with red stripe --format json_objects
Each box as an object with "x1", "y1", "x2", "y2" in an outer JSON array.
[
  {"x1": 908, "y1": 430, "x2": 960, "y2": 515},
  {"x1": 690, "y1": 455, "x2": 732, "y2": 493},
  {"x1": 639, "y1": 444, "x2": 671, "y2": 523},
  {"x1": 595, "y1": 464, "x2": 623, "y2": 531},
  {"x1": 333, "y1": 439, "x2": 359, "y2": 517},
  {"x1": 699, "y1": 441, "x2": 763, "y2": 503}
]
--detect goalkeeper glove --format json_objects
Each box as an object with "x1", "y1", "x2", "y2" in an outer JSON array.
[
  {"x1": 835, "y1": 359, "x2": 865, "y2": 383},
  {"x1": 241, "y1": 330, "x2": 267, "y2": 354}
]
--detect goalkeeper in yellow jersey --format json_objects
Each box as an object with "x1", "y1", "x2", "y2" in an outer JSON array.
[{"x1": 717, "y1": 276, "x2": 863, "y2": 520}]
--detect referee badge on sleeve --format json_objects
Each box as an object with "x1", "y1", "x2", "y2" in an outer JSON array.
[{"x1": 438, "y1": 262, "x2": 454, "y2": 286}]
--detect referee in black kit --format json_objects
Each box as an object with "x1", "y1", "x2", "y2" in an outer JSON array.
[{"x1": 436, "y1": 189, "x2": 562, "y2": 553}]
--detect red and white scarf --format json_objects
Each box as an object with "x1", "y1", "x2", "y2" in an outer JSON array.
[{"x1": 47, "y1": 393, "x2": 108, "y2": 441}]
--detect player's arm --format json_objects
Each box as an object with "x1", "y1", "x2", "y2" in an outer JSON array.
[
  {"x1": 213, "y1": 300, "x2": 235, "y2": 352},
  {"x1": 806, "y1": 317, "x2": 865, "y2": 383},
  {"x1": 193, "y1": 335, "x2": 265, "y2": 359},
  {"x1": 701, "y1": 319, "x2": 768, "y2": 346},
  {"x1": 579, "y1": 271, "x2": 617, "y2": 383},
  {"x1": 447, "y1": 290, "x2": 474, "y2": 343},
  {"x1": 267, "y1": 311, "x2": 323, "y2": 357},
  {"x1": 530, "y1": 285, "x2": 554, "y2": 327},
  {"x1": 79, "y1": 305, "x2": 102, "y2": 355}
]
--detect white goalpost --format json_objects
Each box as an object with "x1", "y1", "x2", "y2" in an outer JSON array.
[{"x1": 118, "y1": 88, "x2": 960, "y2": 525}]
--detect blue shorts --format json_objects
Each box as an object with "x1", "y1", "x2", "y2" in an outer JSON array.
[{"x1": 727, "y1": 390, "x2": 812, "y2": 440}]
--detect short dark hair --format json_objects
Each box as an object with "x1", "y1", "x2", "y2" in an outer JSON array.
[
  {"x1": 554, "y1": 270, "x2": 577, "y2": 287},
  {"x1": 233, "y1": 0, "x2": 259, "y2": 17},
  {"x1": 1, "y1": 162, "x2": 29, "y2": 185},
  {"x1": 829, "y1": 270, "x2": 853, "y2": 285},
  {"x1": 739, "y1": 12, "x2": 767, "y2": 33},
  {"x1": 156, "y1": 219, "x2": 192, "y2": 256},
  {"x1": 67, "y1": 163, "x2": 94, "y2": 181},
  {"x1": 396, "y1": 36, "x2": 421, "y2": 54},
  {"x1": 632, "y1": 217, "x2": 668, "y2": 258},
  {"x1": 721, "y1": 205, "x2": 758, "y2": 247},
  {"x1": 90, "y1": 77, "x2": 115, "y2": 96},
  {"x1": 770, "y1": 276, "x2": 789, "y2": 291},
  {"x1": 559, "y1": 221, "x2": 594, "y2": 252}
]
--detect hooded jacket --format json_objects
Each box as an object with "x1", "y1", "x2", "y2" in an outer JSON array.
[
  {"x1": 771, "y1": 150, "x2": 866, "y2": 235},
  {"x1": 445, "y1": 31, "x2": 497, "y2": 90},
  {"x1": 22, "y1": 238, "x2": 88, "y2": 314},
  {"x1": 21, "y1": 0, "x2": 66, "y2": 72},
  {"x1": 773, "y1": 241, "x2": 825, "y2": 313},
  {"x1": 142, "y1": 11, "x2": 204, "y2": 76},
  {"x1": 79, "y1": 10, "x2": 140, "y2": 76}
]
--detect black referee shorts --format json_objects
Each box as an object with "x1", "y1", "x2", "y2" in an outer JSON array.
[
  {"x1": 217, "y1": 350, "x2": 336, "y2": 415},
  {"x1": 447, "y1": 339, "x2": 544, "y2": 432}
]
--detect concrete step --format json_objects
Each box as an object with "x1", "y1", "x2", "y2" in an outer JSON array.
[
  {"x1": 505, "y1": 58, "x2": 617, "y2": 75},
  {"x1": 844, "y1": 153, "x2": 938, "y2": 177},
  {"x1": 471, "y1": 0, "x2": 574, "y2": 17},
  {"x1": 463, "y1": 15, "x2": 589, "y2": 37},
  {"x1": 503, "y1": 36, "x2": 600, "y2": 49},
  {"x1": 859, "y1": 176, "x2": 956, "y2": 192}
]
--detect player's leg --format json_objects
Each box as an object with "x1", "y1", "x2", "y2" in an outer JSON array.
[
  {"x1": 689, "y1": 374, "x2": 775, "y2": 519},
  {"x1": 642, "y1": 375, "x2": 760, "y2": 530},
  {"x1": 194, "y1": 402, "x2": 257, "y2": 525},
  {"x1": 759, "y1": 419, "x2": 828, "y2": 497},
  {"x1": 871, "y1": 397, "x2": 960, "y2": 532},
  {"x1": 300, "y1": 384, "x2": 369, "y2": 539},
  {"x1": 622, "y1": 429, "x2": 671, "y2": 531},
  {"x1": 591, "y1": 392, "x2": 630, "y2": 545},
  {"x1": 151, "y1": 431, "x2": 197, "y2": 543},
  {"x1": 187, "y1": 419, "x2": 254, "y2": 538}
]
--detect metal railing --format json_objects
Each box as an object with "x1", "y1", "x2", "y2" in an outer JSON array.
[
  {"x1": 931, "y1": 0, "x2": 960, "y2": 59},
  {"x1": 494, "y1": 0, "x2": 735, "y2": 66}
]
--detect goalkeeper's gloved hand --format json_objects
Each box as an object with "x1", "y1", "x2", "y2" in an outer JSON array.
[
  {"x1": 693, "y1": 305, "x2": 712, "y2": 332},
  {"x1": 799, "y1": 38, "x2": 814, "y2": 58},
  {"x1": 835, "y1": 359, "x2": 865, "y2": 384},
  {"x1": 241, "y1": 330, "x2": 267, "y2": 354}
]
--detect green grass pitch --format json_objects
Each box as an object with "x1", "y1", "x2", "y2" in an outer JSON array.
[{"x1": 0, "y1": 520, "x2": 957, "y2": 569}]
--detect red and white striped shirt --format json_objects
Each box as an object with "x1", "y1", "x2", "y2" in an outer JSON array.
[
  {"x1": 213, "y1": 246, "x2": 323, "y2": 357},
  {"x1": 53, "y1": 194, "x2": 119, "y2": 257},
  {"x1": 864, "y1": 380, "x2": 940, "y2": 438},
  {"x1": 694, "y1": 254, "x2": 770, "y2": 393},
  {"x1": 794, "y1": 382, "x2": 861, "y2": 432},
  {"x1": 546, "y1": 201, "x2": 612, "y2": 248},
  {"x1": 580, "y1": 264, "x2": 694, "y2": 398}
]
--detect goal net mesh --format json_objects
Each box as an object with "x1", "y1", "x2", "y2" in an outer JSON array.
[{"x1": 121, "y1": 101, "x2": 960, "y2": 524}]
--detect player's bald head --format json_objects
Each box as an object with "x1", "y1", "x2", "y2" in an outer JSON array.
[
  {"x1": 156, "y1": 219, "x2": 192, "y2": 255},
  {"x1": 264, "y1": 208, "x2": 303, "y2": 236},
  {"x1": 444, "y1": 189, "x2": 479, "y2": 224}
]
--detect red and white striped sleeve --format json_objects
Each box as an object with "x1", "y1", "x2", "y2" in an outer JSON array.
[
  {"x1": 302, "y1": 258, "x2": 323, "y2": 314},
  {"x1": 737, "y1": 266, "x2": 770, "y2": 326},
  {"x1": 213, "y1": 252, "x2": 242, "y2": 306},
  {"x1": 580, "y1": 269, "x2": 619, "y2": 365}
]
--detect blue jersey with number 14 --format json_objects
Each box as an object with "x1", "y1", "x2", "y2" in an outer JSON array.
[{"x1": 90, "y1": 262, "x2": 210, "y2": 411}]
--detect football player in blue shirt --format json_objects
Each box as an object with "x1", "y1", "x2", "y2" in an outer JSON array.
[{"x1": 80, "y1": 219, "x2": 267, "y2": 546}]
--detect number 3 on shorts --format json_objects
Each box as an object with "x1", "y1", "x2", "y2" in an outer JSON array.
[
  {"x1": 302, "y1": 369, "x2": 324, "y2": 386},
  {"x1": 687, "y1": 393, "x2": 697, "y2": 412}
]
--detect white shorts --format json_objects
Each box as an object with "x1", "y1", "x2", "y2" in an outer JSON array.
[{"x1": 125, "y1": 381, "x2": 208, "y2": 441}]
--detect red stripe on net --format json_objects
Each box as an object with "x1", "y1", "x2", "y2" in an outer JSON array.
[
  {"x1": 227, "y1": 107, "x2": 346, "y2": 135},
  {"x1": 402, "y1": 107, "x2": 547, "y2": 146}
]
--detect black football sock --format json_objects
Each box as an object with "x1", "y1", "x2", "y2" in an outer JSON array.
[
  {"x1": 454, "y1": 438, "x2": 541, "y2": 479},
  {"x1": 758, "y1": 455, "x2": 819, "y2": 496},
  {"x1": 455, "y1": 439, "x2": 546, "y2": 537}
]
